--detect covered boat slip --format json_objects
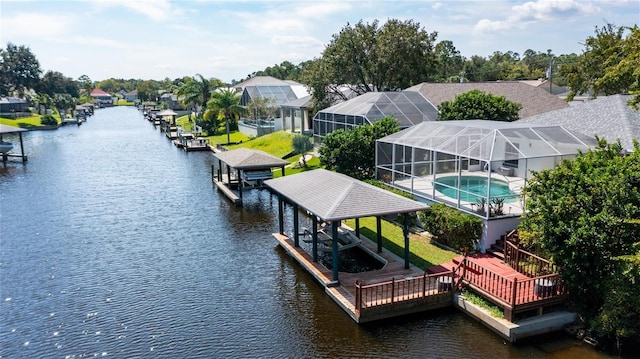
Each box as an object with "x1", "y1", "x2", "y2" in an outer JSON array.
[
  {"x1": 265, "y1": 169, "x2": 454, "y2": 322},
  {"x1": 0, "y1": 124, "x2": 28, "y2": 162},
  {"x1": 212, "y1": 148, "x2": 288, "y2": 205}
]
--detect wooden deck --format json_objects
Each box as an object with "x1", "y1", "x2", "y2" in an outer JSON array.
[
  {"x1": 275, "y1": 228, "x2": 568, "y2": 323},
  {"x1": 273, "y1": 232, "x2": 454, "y2": 323},
  {"x1": 430, "y1": 253, "x2": 568, "y2": 321}
]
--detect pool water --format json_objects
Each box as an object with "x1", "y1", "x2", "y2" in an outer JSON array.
[{"x1": 435, "y1": 175, "x2": 517, "y2": 203}]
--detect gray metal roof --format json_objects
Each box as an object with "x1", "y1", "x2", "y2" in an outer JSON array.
[
  {"x1": 0, "y1": 124, "x2": 27, "y2": 134},
  {"x1": 518, "y1": 94, "x2": 640, "y2": 153},
  {"x1": 213, "y1": 148, "x2": 289, "y2": 170},
  {"x1": 265, "y1": 169, "x2": 429, "y2": 221},
  {"x1": 406, "y1": 82, "x2": 569, "y2": 118}
]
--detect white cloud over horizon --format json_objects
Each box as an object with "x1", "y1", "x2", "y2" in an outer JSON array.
[{"x1": 1, "y1": 0, "x2": 637, "y2": 83}]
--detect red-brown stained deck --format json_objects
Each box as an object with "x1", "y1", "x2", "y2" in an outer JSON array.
[
  {"x1": 433, "y1": 253, "x2": 568, "y2": 320},
  {"x1": 274, "y1": 232, "x2": 567, "y2": 323}
]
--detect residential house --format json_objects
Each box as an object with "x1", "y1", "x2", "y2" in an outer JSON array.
[
  {"x1": 406, "y1": 82, "x2": 569, "y2": 119},
  {"x1": 125, "y1": 90, "x2": 138, "y2": 102},
  {"x1": 0, "y1": 97, "x2": 27, "y2": 117},
  {"x1": 376, "y1": 120, "x2": 598, "y2": 251},
  {"x1": 90, "y1": 89, "x2": 113, "y2": 107}
]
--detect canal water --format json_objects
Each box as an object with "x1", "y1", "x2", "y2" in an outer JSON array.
[{"x1": 0, "y1": 106, "x2": 619, "y2": 358}]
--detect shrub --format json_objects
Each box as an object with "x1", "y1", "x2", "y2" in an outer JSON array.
[
  {"x1": 40, "y1": 114, "x2": 58, "y2": 126},
  {"x1": 418, "y1": 203, "x2": 482, "y2": 251}
]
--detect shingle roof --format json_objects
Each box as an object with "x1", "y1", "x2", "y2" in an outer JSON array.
[
  {"x1": 234, "y1": 76, "x2": 290, "y2": 89},
  {"x1": 518, "y1": 94, "x2": 640, "y2": 152},
  {"x1": 0, "y1": 124, "x2": 27, "y2": 134},
  {"x1": 265, "y1": 169, "x2": 429, "y2": 221},
  {"x1": 213, "y1": 148, "x2": 289, "y2": 170},
  {"x1": 406, "y1": 82, "x2": 569, "y2": 118},
  {"x1": 90, "y1": 89, "x2": 111, "y2": 96}
]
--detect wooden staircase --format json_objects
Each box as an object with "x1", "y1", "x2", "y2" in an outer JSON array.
[
  {"x1": 487, "y1": 236, "x2": 505, "y2": 260},
  {"x1": 487, "y1": 229, "x2": 519, "y2": 261}
]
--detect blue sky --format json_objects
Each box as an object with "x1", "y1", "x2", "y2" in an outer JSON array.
[{"x1": 1, "y1": 0, "x2": 638, "y2": 83}]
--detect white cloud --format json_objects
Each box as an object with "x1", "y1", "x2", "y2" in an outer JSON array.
[
  {"x1": 432, "y1": 2, "x2": 443, "y2": 10},
  {"x1": 1, "y1": 12, "x2": 70, "y2": 38},
  {"x1": 293, "y1": 2, "x2": 352, "y2": 18},
  {"x1": 271, "y1": 35, "x2": 324, "y2": 47},
  {"x1": 90, "y1": 0, "x2": 180, "y2": 21},
  {"x1": 474, "y1": 0, "x2": 601, "y2": 34}
]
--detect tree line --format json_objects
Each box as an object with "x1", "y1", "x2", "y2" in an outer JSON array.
[{"x1": 2, "y1": 21, "x2": 637, "y2": 116}]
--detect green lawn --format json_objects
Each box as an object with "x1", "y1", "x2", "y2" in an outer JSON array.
[
  {"x1": 226, "y1": 131, "x2": 296, "y2": 158},
  {"x1": 344, "y1": 217, "x2": 457, "y2": 269},
  {"x1": 274, "y1": 155, "x2": 322, "y2": 178},
  {"x1": 0, "y1": 114, "x2": 61, "y2": 128},
  {"x1": 116, "y1": 99, "x2": 135, "y2": 106}
]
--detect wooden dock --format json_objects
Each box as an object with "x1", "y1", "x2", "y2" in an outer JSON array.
[
  {"x1": 273, "y1": 232, "x2": 453, "y2": 323},
  {"x1": 213, "y1": 176, "x2": 241, "y2": 205}
]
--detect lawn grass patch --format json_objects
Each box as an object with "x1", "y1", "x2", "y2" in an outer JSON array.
[
  {"x1": 273, "y1": 156, "x2": 322, "y2": 178},
  {"x1": 0, "y1": 114, "x2": 60, "y2": 128},
  {"x1": 176, "y1": 115, "x2": 192, "y2": 131},
  {"x1": 116, "y1": 99, "x2": 135, "y2": 106},
  {"x1": 461, "y1": 289, "x2": 504, "y2": 318},
  {"x1": 205, "y1": 131, "x2": 251, "y2": 147},
  {"x1": 226, "y1": 131, "x2": 296, "y2": 158},
  {"x1": 343, "y1": 216, "x2": 457, "y2": 269}
]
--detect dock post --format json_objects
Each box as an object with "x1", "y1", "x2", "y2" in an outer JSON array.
[
  {"x1": 376, "y1": 216, "x2": 382, "y2": 253},
  {"x1": 293, "y1": 203, "x2": 299, "y2": 247},
  {"x1": 278, "y1": 196, "x2": 284, "y2": 235},
  {"x1": 312, "y1": 216, "x2": 318, "y2": 262},
  {"x1": 404, "y1": 213, "x2": 410, "y2": 269},
  {"x1": 332, "y1": 221, "x2": 339, "y2": 282}
]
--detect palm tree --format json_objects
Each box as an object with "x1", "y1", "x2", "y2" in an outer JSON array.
[
  {"x1": 207, "y1": 89, "x2": 242, "y2": 144},
  {"x1": 176, "y1": 74, "x2": 223, "y2": 118}
]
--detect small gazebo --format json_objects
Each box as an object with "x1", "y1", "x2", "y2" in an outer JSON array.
[
  {"x1": 0, "y1": 124, "x2": 28, "y2": 162},
  {"x1": 265, "y1": 169, "x2": 429, "y2": 283}
]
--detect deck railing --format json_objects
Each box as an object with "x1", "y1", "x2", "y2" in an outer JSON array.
[
  {"x1": 355, "y1": 272, "x2": 453, "y2": 311},
  {"x1": 504, "y1": 241, "x2": 558, "y2": 277},
  {"x1": 460, "y1": 256, "x2": 568, "y2": 321}
]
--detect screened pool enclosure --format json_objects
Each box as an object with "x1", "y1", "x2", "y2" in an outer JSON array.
[
  {"x1": 376, "y1": 120, "x2": 598, "y2": 219},
  {"x1": 313, "y1": 91, "x2": 438, "y2": 140}
]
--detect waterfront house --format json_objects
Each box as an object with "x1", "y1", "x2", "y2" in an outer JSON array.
[
  {"x1": 233, "y1": 76, "x2": 310, "y2": 137},
  {"x1": 90, "y1": 89, "x2": 113, "y2": 107},
  {"x1": 375, "y1": 120, "x2": 598, "y2": 252},
  {"x1": 125, "y1": 90, "x2": 139, "y2": 102},
  {"x1": 0, "y1": 97, "x2": 27, "y2": 117}
]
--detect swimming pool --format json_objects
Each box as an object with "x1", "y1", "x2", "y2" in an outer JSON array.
[{"x1": 435, "y1": 175, "x2": 518, "y2": 203}]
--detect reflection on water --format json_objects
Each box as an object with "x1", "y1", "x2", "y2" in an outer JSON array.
[{"x1": 0, "y1": 107, "x2": 627, "y2": 358}]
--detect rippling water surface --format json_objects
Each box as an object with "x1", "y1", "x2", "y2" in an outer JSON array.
[{"x1": 0, "y1": 107, "x2": 619, "y2": 358}]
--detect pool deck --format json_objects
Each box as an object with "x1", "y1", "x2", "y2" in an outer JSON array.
[{"x1": 394, "y1": 171, "x2": 526, "y2": 216}]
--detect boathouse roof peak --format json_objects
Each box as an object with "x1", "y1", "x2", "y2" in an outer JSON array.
[{"x1": 265, "y1": 169, "x2": 428, "y2": 222}]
